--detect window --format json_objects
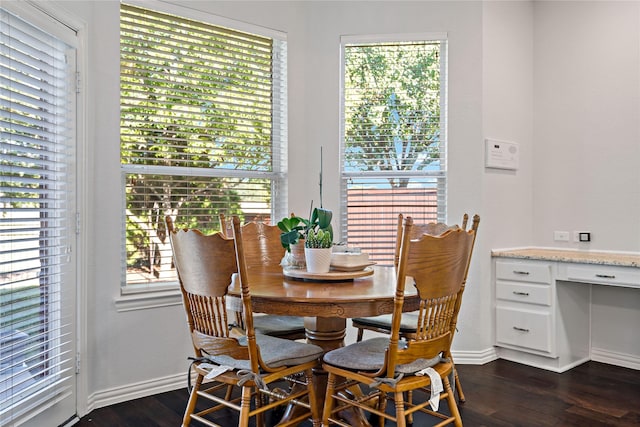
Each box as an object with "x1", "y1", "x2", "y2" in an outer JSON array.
[
  {"x1": 120, "y1": 4, "x2": 287, "y2": 289},
  {"x1": 340, "y1": 35, "x2": 447, "y2": 264},
  {"x1": 1, "y1": 5, "x2": 78, "y2": 425}
]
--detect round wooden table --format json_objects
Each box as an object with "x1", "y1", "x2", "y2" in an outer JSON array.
[{"x1": 228, "y1": 265, "x2": 419, "y2": 351}]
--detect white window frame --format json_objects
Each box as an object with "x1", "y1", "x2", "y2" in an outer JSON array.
[{"x1": 339, "y1": 33, "x2": 448, "y2": 264}]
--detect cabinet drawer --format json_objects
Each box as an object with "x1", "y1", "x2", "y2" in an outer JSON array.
[
  {"x1": 566, "y1": 265, "x2": 640, "y2": 289},
  {"x1": 496, "y1": 306, "x2": 553, "y2": 354},
  {"x1": 496, "y1": 260, "x2": 552, "y2": 284},
  {"x1": 496, "y1": 282, "x2": 551, "y2": 306}
]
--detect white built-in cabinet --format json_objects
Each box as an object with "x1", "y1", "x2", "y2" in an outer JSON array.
[{"x1": 492, "y1": 249, "x2": 640, "y2": 373}]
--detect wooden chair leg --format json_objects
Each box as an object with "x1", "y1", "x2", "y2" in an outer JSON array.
[
  {"x1": 378, "y1": 393, "x2": 387, "y2": 427},
  {"x1": 406, "y1": 390, "x2": 413, "y2": 425},
  {"x1": 182, "y1": 374, "x2": 203, "y2": 427},
  {"x1": 394, "y1": 391, "x2": 406, "y2": 427},
  {"x1": 322, "y1": 373, "x2": 337, "y2": 425},
  {"x1": 239, "y1": 385, "x2": 252, "y2": 427},
  {"x1": 305, "y1": 368, "x2": 321, "y2": 427},
  {"x1": 444, "y1": 376, "x2": 463, "y2": 427},
  {"x1": 356, "y1": 327, "x2": 364, "y2": 342},
  {"x1": 454, "y1": 367, "x2": 466, "y2": 403},
  {"x1": 224, "y1": 384, "x2": 234, "y2": 400}
]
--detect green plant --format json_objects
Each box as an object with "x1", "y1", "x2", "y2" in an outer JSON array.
[
  {"x1": 305, "y1": 228, "x2": 332, "y2": 249},
  {"x1": 277, "y1": 215, "x2": 309, "y2": 252},
  {"x1": 277, "y1": 207, "x2": 333, "y2": 252}
]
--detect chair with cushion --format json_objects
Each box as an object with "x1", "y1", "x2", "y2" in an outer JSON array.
[
  {"x1": 167, "y1": 216, "x2": 322, "y2": 427},
  {"x1": 351, "y1": 213, "x2": 479, "y2": 403},
  {"x1": 219, "y1": 213, "x2": 306, "y2": 340},
  {"x1": 322, "y1": 216, "x2": 476, "y2": 427}
]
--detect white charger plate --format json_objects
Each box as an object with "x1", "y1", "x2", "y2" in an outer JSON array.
[
  {"x1": 329, "y1": 262, "x2": 377, "y2": 272},
  {"x1": 283, "y1": 266, "x2": 374, "y2": 281}
]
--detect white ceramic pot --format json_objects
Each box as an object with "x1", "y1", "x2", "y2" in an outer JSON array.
[{"x1": 304, "y1": 247, "x2": 332, "y2": 273}]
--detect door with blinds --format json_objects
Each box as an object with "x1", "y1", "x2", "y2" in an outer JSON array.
[{"x1": 1, "y1": 5, "x2": 78, "y2": 426}]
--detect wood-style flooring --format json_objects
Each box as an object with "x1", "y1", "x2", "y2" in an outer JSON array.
[{"x1": 75, "y1": 360, "x2": 640, "y2": 426}]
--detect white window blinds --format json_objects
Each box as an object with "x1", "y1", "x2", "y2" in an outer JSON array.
[
  {"x1": 341, "y1": 38, "x2": 447, "y2": 264},
  {"x1": 120, "y1": 4, "x2": 287, "y2": 287},
  {"x1": 0, "y1": 7, "x2": 77, "y2": 425}
]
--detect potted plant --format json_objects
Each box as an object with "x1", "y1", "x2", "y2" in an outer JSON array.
[
  {"x1": 278, "y1": 146, "x2": 333, "y2": 268},
  {"x1": 277, "y1": 206, "x2": 333, "y2": 268},
  {"x1": 277, "y1": 214, "x2": 310, "y2": 253},
  {"x1": 304, "y1": 227, "x2": 333, "y2": 273},
  {"x1": 277, "y1": 214, "x2": 309, "y2": 268}
]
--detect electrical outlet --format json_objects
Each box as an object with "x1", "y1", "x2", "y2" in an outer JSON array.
[
  {"x1": 554, "y1": 231, "x2": 570, "y2": 242},
  {"x1": 573, "y1": 231, "x2": 592, "y2": 242}
]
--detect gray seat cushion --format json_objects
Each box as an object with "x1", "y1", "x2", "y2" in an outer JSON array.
[
  {"x1": 323, "y1": 337, "x2": 443, "y2": 373},
  {"x1": 208, "y1": 333, "x2": 323, "y2": 370},
  {"x1": 353, "y1": 313, "x2": 419, "y2": 333},
  {"x1": 254, "y1": 315, "x2": 306, "y2": 337}
]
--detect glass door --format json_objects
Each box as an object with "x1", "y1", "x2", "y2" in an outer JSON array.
[{"x1": 1, "y1": 5, "x2": 78, "y2": 426}]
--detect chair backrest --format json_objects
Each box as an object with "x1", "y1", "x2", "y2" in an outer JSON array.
[
  {"x1": 219, "y1": 214, "x2": 287, "y2": 330},
  {"x1": 230, "y1": 215, "x2": 269, "y2": 372},
  {"x1": 393, "y1": 213, "x2": 469, "y2": 267},
  {"x1": 386, "y1": 216, "x2": 477, "y2": 377},
  {"x1": 166, "y1": 216, "x2": 250, "y2": 362},
  {"x1": 451, "y1": 213, "x2": 480, "y2": 335},
  {"x1": 219, "y1": 213, "x2": 285, "y2": 272},
  {"x1": 218, "y1": 213, "x2": 233, "y2": 238}
]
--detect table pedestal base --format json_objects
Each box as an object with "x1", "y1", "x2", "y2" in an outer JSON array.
[{"x1": 304, "y1": 317, "x2": 346, "y2": 351}]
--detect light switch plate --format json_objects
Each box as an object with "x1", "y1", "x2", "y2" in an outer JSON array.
[{"x1": 485, "y1": 139, "x2": 519, "y2": 170}]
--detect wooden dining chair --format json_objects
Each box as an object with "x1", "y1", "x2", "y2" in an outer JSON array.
[
  {"x1": 167, "y1": 216, "x2": 323, "y2": 427},
  {"x1": 322, "y1": 216, "x2": 476, "y2": 427},
  {"x1": 351, "y1": 213, "x2": 479, "y2": 403},
  {"x1": 219, "y1": 213, "x2": 306, "y2": 341}
]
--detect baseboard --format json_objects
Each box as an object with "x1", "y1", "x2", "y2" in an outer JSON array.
[
  {"x1": 61, "y1": 416, "x2": 80, "y2": 427},
  {"x1": 87, "y1": 372, "x2": 186, "y2": 414},
  {"x1": 451, "y1": 347, "x2": 498, "y2": 365},
  {"x1": 591, "y1": 347, "x2": 640, "y2": 371}
]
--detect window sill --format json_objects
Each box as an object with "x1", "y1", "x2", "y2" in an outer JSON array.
[{"x1": 115, "y1": 285, "x2": 182, "y2": 312}]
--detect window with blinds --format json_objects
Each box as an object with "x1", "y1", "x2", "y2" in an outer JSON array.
[
  {"x1": 120, "y1": 4, "x2": 287, "y2": 288},
  {"x1": 340, "y1": 37, "x2": 447, "y2": 264},
  {"x1": 1, "y1": 6, "x2": 77, "y2": 425}
]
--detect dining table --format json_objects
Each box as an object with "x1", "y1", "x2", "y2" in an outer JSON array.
[
  {"x1": 228, "y1": 264, "x2": 419, "y2": 426},
  {"x1": 228, "y1": 264, "x2": 418, "y2": 350}
]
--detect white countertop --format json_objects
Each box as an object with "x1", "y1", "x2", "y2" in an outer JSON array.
[{"x1": 491, "y1": 247, "x2": 640, "y2": 268}]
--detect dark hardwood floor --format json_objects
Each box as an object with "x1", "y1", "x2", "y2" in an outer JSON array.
[{"x1": 76, "y1": 360, "x2": 640, "y2": 426}]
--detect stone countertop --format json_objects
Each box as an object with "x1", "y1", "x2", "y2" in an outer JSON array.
[{"x1": 491, "y1": 247, "x2": 640, "y2": 268}]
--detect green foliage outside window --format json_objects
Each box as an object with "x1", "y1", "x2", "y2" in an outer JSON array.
[
  {"x1": 342, "y1": 39, "x2": 446, "y2": 263},
  {"x1": 344, "y1": 42, "x2": 442, "y2": 187},
  {"x1": 120, "y1": 5, "x2": 280, "y2": 283}
]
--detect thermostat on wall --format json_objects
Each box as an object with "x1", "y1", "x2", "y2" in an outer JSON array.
[{"x1": 485, "y1": 139, "x2": 519, "y2": 170}]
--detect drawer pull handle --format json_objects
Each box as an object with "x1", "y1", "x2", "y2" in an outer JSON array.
[
  {"x1": 595, "y1": 274, "x2": 616, "y2": 279},
  {"x1": 513, "y1": 326, "x2": 530, "y2": 333},
  {"x1": 513, "y1": 291, "x2": 530, "y2": 296},
  {"x1": 513, "y1": 270, "x2": 530, "y2": 275}
]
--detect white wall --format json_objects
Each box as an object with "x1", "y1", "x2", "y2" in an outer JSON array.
[
  {"x1": 482, "y1": 0, "x2": 535, "y2": 355},
  {"x1": 533, "y1": 1, "x2": 640, "y2": 252},
  {"x1": 31, "y1": 0, "x2": 640, "y2": 415},
  {"x1": 532, "y1": 1, "x2": 640, "y2": 362}
]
